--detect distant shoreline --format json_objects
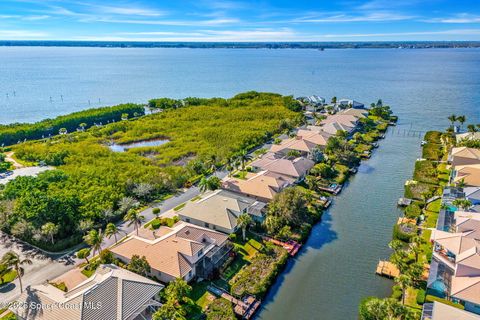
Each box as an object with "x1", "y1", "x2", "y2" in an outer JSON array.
[{"x1": 1, "y1": 40, "x2": 480, "y2": 49}]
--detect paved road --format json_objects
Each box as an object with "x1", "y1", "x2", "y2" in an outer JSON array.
[{"x1": 0, "y1": 171, "x2": 227, "y2": 303}]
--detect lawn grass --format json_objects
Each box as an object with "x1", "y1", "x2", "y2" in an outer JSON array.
[
  {"x1": 190, "y1": 281, "x2": 216, "y2": 311},
  {"x1": 425, "y1": 199, "x2": 441, "y2": 229},
  {"x1": 405, "y1": 287, "x2": 422, "y2": 310}
]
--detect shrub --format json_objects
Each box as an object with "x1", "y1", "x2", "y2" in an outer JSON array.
[
  {"x1": 413, "y1": 160, "x2": 438, "y2": 184},
  {"x1": 205, "y1": 298, "x2": 236, "y2": 320},
  {"x1": 391, "y1": 285, "x2": 402, "y2": 300},
  {"x1": 99, "y1": 249, "x2": 115, "y2": 264},
  {"x1": 416, "y1": 289, "x2": 426, "y2": 305},
  {"x1": 405, "y1": 203, "x2": 422, "y2": 219}
]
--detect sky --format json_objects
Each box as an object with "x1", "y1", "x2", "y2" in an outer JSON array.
[{"x1": 1, "y1": 0, "x2": 480, "y2": 41}]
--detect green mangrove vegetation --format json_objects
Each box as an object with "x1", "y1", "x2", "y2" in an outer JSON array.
[{"x1": 0, "y1": 92, "x2": 300, "y2": 251}]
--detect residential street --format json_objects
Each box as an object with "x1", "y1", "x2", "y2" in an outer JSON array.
[{"x1": 0, "y1": 171, "x2": 227, "y2": 303}]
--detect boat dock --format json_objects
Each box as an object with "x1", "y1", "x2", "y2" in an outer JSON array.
[
  {"x1": 375, "y1": 260, "x2": 400, "y2": 278},
  {"x1": 262, "y1": 236, "x2": 302, "y2": 256},
  {"x1": 207, "y1": 285, "x2": 261, "y2": 319}
]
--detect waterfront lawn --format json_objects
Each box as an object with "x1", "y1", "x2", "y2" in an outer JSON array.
[{"x1": 190, "y1": 281, "x2": 216, "y2": 311}]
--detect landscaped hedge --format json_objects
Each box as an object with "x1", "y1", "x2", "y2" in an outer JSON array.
[
  {"x1": 416, "y1": 289, "x2": 426, "y2": 305},
  {"x1": 0, "y1": 103, "x2": 145, "y2": 146},
  {"x1": 229, "y1": 245, "x2": 288, "y2": 297},
  {"x1": 422, "y1": 143, "x2": 443, "y2": 161}
]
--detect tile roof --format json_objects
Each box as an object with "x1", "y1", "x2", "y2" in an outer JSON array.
[
  {"x1": 179, "y1": 190, "x2": 266, "y2": 230},
  {"x1": 250, "y1": 153, "x2": 315, "y2": 178},
  {"x1": 454, "y1": 165, "x2": 480, "y2": 187},
  {"x1": 110, "y1": 222, "x2": 228, "y2": 279},
  {"x1": 222, "y1": 170, "x2": 295, "y2": 200}
]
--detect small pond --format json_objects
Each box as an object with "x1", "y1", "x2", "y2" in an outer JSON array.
[{"x1": 108, "y1": 139, "x2": 169, "y2": 152}]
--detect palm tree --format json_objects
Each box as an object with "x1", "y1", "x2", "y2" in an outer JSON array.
[
  {"x1": 447, "y1": 114, "x2": 457, "y2": 127},
  {"x1": 105, "y1": 223, "x2": 120, "y2": 243},
  {"x1": 456, "y1": 178, "x2": 466, "y2": 189},
  {"x1": 79, "y1": 122, "x2": 87, "y2": 131},
  {"x1": 409, "y1": 235, "x2": 425, "y2": 263},
  {"x1": 83, "y1": 229, "x2": 104, "y2": 256},
  {"x1": 41, "y1": 222, "x2": 59, "y2": 244},
  {"x1": 207, "y1": 154, "x2": 217, "y2": 176},
  {"x1": 467, "y1": 124, "x2": 478, "y2": 133},
  {"x1": 238, "y1": 149, "x2": 252, "y2": 170},
  {"x1": 456, "y1": 115, "x2": 466, "y2": 130},
  {"x1": 124, "y1": 209, "x2": 145, "y2": 236},
  {"x1": 118, "y1": 197, "x2": 140, "y2": 215},
  {"x1": 237, "y1": 213, "x2": 253, "y2": 241},
  {"x1": 198, "y1": 176, "x2": 209, "y2": 193},
  {"x1": 395, "y1": 274, "x2": 412, "y2": 305},
  {"x1": 1, "y1": 251, "x2": 32, "y2": 293}
]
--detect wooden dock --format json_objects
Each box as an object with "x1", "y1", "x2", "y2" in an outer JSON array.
[
  {"x1": 376, "y1": 260, "x2": 400, "y2": 278},
  {"x1": 262, "y1": 236, "x2": 302, "y2": 256}
]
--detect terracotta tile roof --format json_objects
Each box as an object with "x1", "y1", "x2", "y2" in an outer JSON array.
[
  {"x1": 250, "y1": 153, "x2": 314, "y2": 178},
  {"x1": 222, "y1": 170, "x2": 295, "y2": 200},
  {"x1": 179, "y1": 190, "x2": 265, "y2": 230},
  {"x1": 454, "y1": 165, "x2": 480, "y2": 187},
  {"x1": 111, "y1": 223, "x2": 228, "y2": 279}
]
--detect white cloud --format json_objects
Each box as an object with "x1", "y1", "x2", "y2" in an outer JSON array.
[
  {"x1": 0, "y1": 29, "x2": 49, "y2": 39},
  {"x1": 320, "y1": 29, "x2": 480, "y2": 38},
  {"x1": 424, "y1": 14, "x2": 480, "y2": 24},
  {"x1": 93, "y1": 17, "x2": 240, "y2": 26},
  {"x1": 292, "y1": 12, "x2": 414, "y2": 23}
]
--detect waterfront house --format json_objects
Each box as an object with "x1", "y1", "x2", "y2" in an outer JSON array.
[
  {"x1": 178, "y1": 189, "x2": 266, "y2": 234},
  {"x1": 421, "y1": 301, "x2": 480, "y2": 320},
  {"x1": 337, "y1": 98, "x2": 365, "y2": 109},
  {"x1": 428, "y1": 215, "x2": 480, "y2": 314},
  {"x1": 296, "y1": 129, "x2": 332, "y2": 148},
  {"x1": 465, "y1": 187, "x2": 480, "y2": 205},
  {"x1": 269, "y1": 137, "x2": 318, "y2": 158},
  {"x1": 320, "y1": 114, "x2": 359, "y2": 128},
  {"x1": 111, "y1": 222, "x2": 230, "y2": 284},
  {"x1": 449, "y1": 147, "x2": 480, "y2": 168},
  {"x1": 222, "y1": 170, "x2": 295, "y2": 202},
  {"x1": 318, "y1": 121, "x2": 356, "y2": 136},
  {"x1": 453, "y1": 164, "x2": 480, "y2": 187},
  {"x1": 338, "y1": 108, "x2": 369, "y2": 119},
  {"x1": 250, "y1": 152, "x2": 315, "y2": 180},
  {"x1": 11, "y1": 264, "x2": 164, "y2": 320}
]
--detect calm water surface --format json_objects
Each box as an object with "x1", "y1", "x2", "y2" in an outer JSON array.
[{"x1": 1, "y1": 47, "x2": 479, "y2": 319}]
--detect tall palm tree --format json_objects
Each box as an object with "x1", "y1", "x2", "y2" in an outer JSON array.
[
  {"x1": 447, "y1": 114, "x2": 457, "y2": 127},
  {"x1": 237, "y1": 213, "x2": 253, "y2": 241},
  {"x1": 105, "y1": 223, "x2": 120, "y2": 243},
  {"x1": 395, "y1": 274, "x2": 412, "y2": 305},
  {"x1": 83, "y1": 229, "x2": 104, "y2": 256},
  {"x1": 124, "y1": 209, "x2": 145, "y2": 236},
  {"x1": 1, "y1": 251, "x2": 32, "y2": 293},
  {"x1": 238, "y1": 149, "x2": 252, "y2": 170},
  {"x1": 457, "y1": 115, "x2": 466, "y2": 130}
]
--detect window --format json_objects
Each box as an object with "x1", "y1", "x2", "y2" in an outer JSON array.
[
  {"x1": 197, "y1": 249, "x2": 203, "y2": 257},
  {"x1": 204, "y1": 223, "x2": 209, "y2": 228},
  {"x1": 185, "y1": 218, "x2": 190, "y2": 223}
]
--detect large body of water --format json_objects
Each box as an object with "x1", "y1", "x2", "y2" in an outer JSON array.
[{"x1": 2, "y1": 47, "x2": 480, "y2": 319}]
